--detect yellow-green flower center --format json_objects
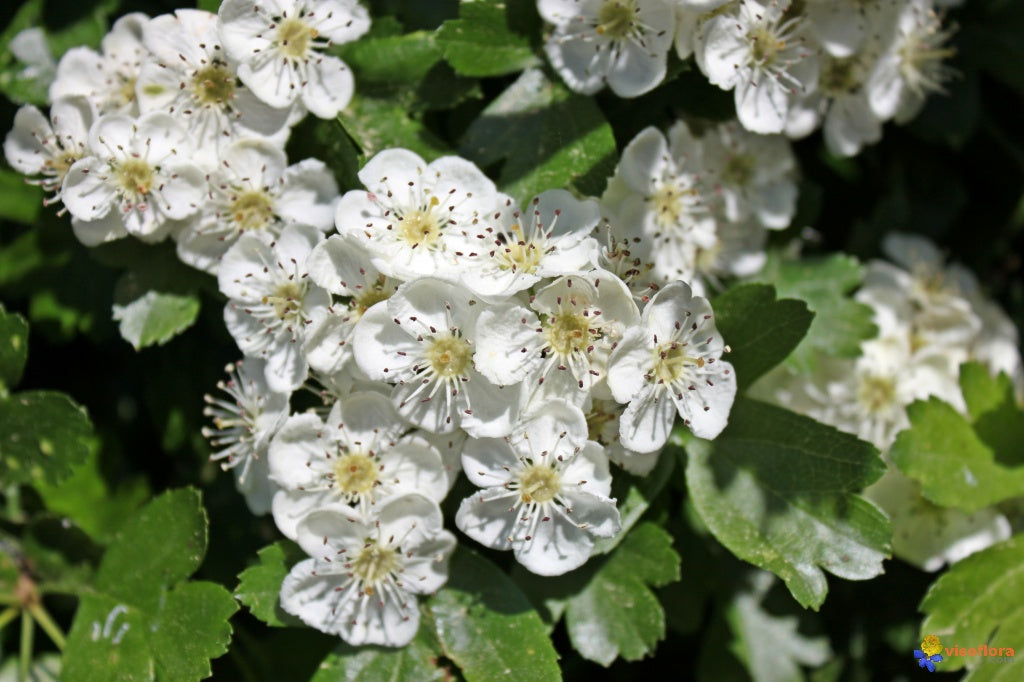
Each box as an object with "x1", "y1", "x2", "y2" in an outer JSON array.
[
  {"x1": 820, "y1": 57, "x2": 861, "y2": 95},
  {"x1": 858, "y1": 375, "x2": 896, "y2": 413},
  {"x1": 118, "y1": 75, "x2": 137, "y2": 106},
  {"x1": 115, "y1": 158, "x2": 154, "y2": 197},
  {"x1": 265, "y1": 281, "x2": 304, "y2": 320},
  {"x1": 650, "y1": 183, "x2": 694, "y2": 229},
  {"x1": 596, "y1": 1, "x2": 636, "y2": 39},
  {"x1": 398, "y1": 199, "x2": 443, "y2": 248},
  {"x1": 518, "y1": 464, "x2": 561, "y2": 504},
  {"x1": 721, "y1": 153, "x2": 756, "y2": 187},
  {"x1": 351, "y1": 543, "x2": 400, "y2": 593},
  {"x1": 277, "y1": 17, "x2": 316, "y2": 59},
  {"x1": 544, "y1": 311, "x2": 591, "y2": 357},
  {"x1": 351, "y1": 276, "x2": 393, "y2": 317},
  {"x1": 230, "y1": 190, "x2": 275, "y2": 232},
  {"x1": 748, "y1": 25, "x2": 786, "y2": 65},
  {"x1": 497, "y1": 224, "x2": 544, "y2": 273},
  {"x1": 653, "y1": 342, "x2": 703, "y2": 384},
  {"x1": 192, "y1": 63, "x2": 236, "y2": 105},
  {"x1": 427, "y1": 335, "x2": 472, "y2": 378},
  {"x1": 333, "y1": 452, "x2": 378, "y2": 495}
]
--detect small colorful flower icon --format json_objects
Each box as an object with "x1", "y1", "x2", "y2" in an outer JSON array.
[{"x1": 915, "y1": 635, "x2": 944, "y2": 672}]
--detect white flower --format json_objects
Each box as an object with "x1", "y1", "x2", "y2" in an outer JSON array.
[
  {"x1": 600, "y1": 124, "x2": 716, "y2": 289},
  {"x1": 697, "y1": 0, "x2": 817, "y2": 134},
  {"x1": 281, "y1": 493, "x2": 456, "y2": 646},
  {"x1": 456, "y1": 399, "x2": 620, "y2": 575},
  {"x1": 334, "y1": 148, "x2": 499, "y2": 282},
  {"x1": 267, "y1": 391, "x2": 448, "y2": 539},
  {"x1": 137, "y1": 9, "x2": 295, "y2": 165},
  {"x1": 176, "y1": 138, "x2": 338, "y2": 273},
  {"x1": 803, "y1": 0, "x2": 891, "y2": 58},
  {"x1": 304, "y1": 233, "x2": 400, "y2": 375},
  {"x1": 203, "y1": 359, "x2": 289, "y2": 515},
  {"x1": 352, "y1": 277, "x2": 520, "y2": 437},
  {"x1": 9, "y1": 27, "x2": 55, "y2": 89},
  {"x1": 473, "y1": 270, "x2": 640, "y2": 405},
  {"x1": 4, "y1": 96, "x2": 94, "y2": 208},
  {"x1": 460, "y1": 190, "x2": 601, "y2": 298},
  {"x1": 61, "y1": 111, "x2": 205, "y2": 243},
  {"x1": 701, "y1": 120, "x2": 798, "y2": 229},
  {"x1": 866, "y1": 0, "x2": 955, "y2": 124},
  {"x1": 584, "y1": 397, "x2": 661, "y2": 475},
  {"x1": 539, "y1": 0, "x2": 676, "y2": 97},
  {"x1": 218, "y1": 0, "x2": 370, "y2": 118},
  {"x1": 864, "y1": 469, "x2": 1011, "y2": 572},
  {"x1": 607, "y1": 281, "x2": 737, "y2": 451},
  {"x1": 218, "y1": 223, "x2": 331, "y2": 392},
  {"x1": 50, "y1": 13, "x2": 151, "y2": 116}
]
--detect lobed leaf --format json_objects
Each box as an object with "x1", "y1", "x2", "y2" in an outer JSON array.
[
  {"x1": 436, "y1": 0, "x2": 539, "y2": 77},
  {"x1": 0, "y1": 390, "x2": 92, "y2": 486},
  {"x1": 112, "y1": 291, "x2": 200, "y2": 351},
  {"x1": 686, "y1": 397, "x2": 890, "y2": 609},
  {"x1": 235, "y1": 541, "x2": 306, "y2": 628},
  {"x1": 311, "y1": 623, "x2": 448, "y2": 682}
]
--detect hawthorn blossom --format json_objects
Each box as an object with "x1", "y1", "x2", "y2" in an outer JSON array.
[
  {"x1": 334, "y1": 148, "x2": 499, "y2": 281},
  {"x1": 218, "y1": 0, "x2": 370, "y2": 118},
  {"x1": 352, "y1": 278, "x2": 520, "y2": 437},
  {"x1": 281, "y1": 493, "x2": 456, "y2": 646},
  {"x1": 218, "y1": 223, "x2": 331, "y2": 392},
  {"x1": 203, "y1": 359, "x2": 289, "y2": 515},
  {"x1": 696, "y1": 0, "x2": 817, "y2": 134},
  {"x1": 267, "y1": 391, "x2": 448, "y2": 539},
  {"x1": 176, "y1": 138, "x2": 338, "y2": 273},
  {"x1": 49, "y1": 13, "x2": 151, "y2": 116},
  {"x1": 460, "y1": 190, "x2": 601, "y2": 298},
  {"x1": 61, "y1": 111, "x2": 205, "y2": 244},
  {"x1": 137, "y1": 9, "x2": 294, "y2": 164},
  {"x1": 607, "y1": 281, "x2": 737, "y2": 451},
  {"x1": 539, "y1": 0, "x2": 676, "y2": 97},
  {"x1": 456, "y1": 400, "x2": 620, "y2": 575},
  {"x1": 4, "y1": 96, "x2": 94, "y2": 210}
]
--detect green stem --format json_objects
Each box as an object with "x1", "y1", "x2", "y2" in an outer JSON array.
[
  {"x1": 0, "y1": 605, "x2": 19, "y2": 630},
  {"x1": 19, "y1": 610, "x2": 33, "y2": 682},
  {"x1": 27, "y1": 603, "x2": 65, "y2": 650}
]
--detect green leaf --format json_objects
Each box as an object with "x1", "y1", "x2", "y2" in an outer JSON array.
[
  {"x1": 337, "y1": 30, "x2": 442, "y2": 85},
  {"x1": 725, "y1": 572, "x2": 831, "y2": 682},
  {"x1": 436, "y1": 0, "x2": 539, "y2": 77},
  {"x1": 196, "y1": 0, "x2": 221, "y2": 12},
  {"x1": 339, "y1": 96, "x2": 451, "y2": 163},
  {"x1": 591, "y1": 445, "x2": 675, "y2": 554},
  {"x1": 235, "y1": 541, "x2": 306, "y2": 628},
  {"x1": 564, "y1": 523, "x2": 681, "y2": 666},
  {"x1": 32, "y1": 443, "x2": 148, "y2": 543},
  {"x1": 752, "y1": 253, "x2": 876, "y2": 372},
  {"x1": 459, "y1": 68, "x2": 618, "y2": 203},
  {"x1": 428, "y1": 547, "x2": 560, "y2": 682},
  {"x1": 0, "y1": 653, "x2": 61, "y2": 681},
  {"x1": 0, "y1": 169, "x2": 43, "y2": 224},
  {"x1": 0, "y1": 308, "x2": 28, "y2": 392},
  {"x1": 920, "y1": 533, "x2": 1024, "y2": 675},
  {"x1": 112, "y1": 291, "x2": 200, "y2": 350},
  {"x1": 712, "y1": 284, "x2": 815, "y2": 389},
  {"x1": 890, "y1": 398, "x2": 1024, "y2": 513},
  {"x1": 960, "y1": 362, "x2": 1016, "y2": 421},
  {"x1": 957, "y1": 363, "x2": 1024, "y2": 468},
  {"x1": 311, "y1": 623, "x2": 448, "y2": 682},
  {"x1": 0, "y1": 390, "x2": 92, "y2": 486},
  {"x1": 62, "y1": 489, "x2": 238, "y2": 681},
  {"x1": 686, "y1": 397, "x2": 890, "y2": 609}
]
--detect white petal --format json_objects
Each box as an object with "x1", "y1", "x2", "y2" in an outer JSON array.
[
  {"x1": 619, "y1": 384, "x2": 676, "y2": 453},
  {"x1": 514, "y1": 510, "x2": 594, "y2": 576},
  {"x1": 455, "y1": 487, "x2": 520, "y2": 550},
  {"x1": 267, "y1": 412, "x2": 328, "y2": 489},
  {"x1": 301, "y1": 55, "x2": 355, "y2": 119}
]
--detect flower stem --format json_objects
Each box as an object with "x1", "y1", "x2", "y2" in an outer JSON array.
[
  {"x1": 0, "y1": 605, "x2": 19, "y2": 630},
  {"x1": 20, "y1": 609, "x2": 33, "y2": 682},
  {"x1": 28, "y1": 603, "x2": 65, "y2": 650}
]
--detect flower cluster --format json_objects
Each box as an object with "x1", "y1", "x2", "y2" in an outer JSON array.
[
  {"x1": 540, "y1": 0, "x2": 957, "y2": 155},
  {"x1": 3, "y1": 2, "x2": 745, "y2": 650},
  {"x1": 753, "y1": 233, "x2": 1022, "y2": 572}
]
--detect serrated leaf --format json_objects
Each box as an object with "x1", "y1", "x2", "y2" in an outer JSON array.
[
  {"x1": 311, "y1": 623, "x2": 448, "y2": 681},
  {"x1": 960, "y1": 362, "x2": 1015, "y2": 421},
  {"x1": 920, "y1": 534, "x2": 1024, "y2": 676},
  {"x1": 725, "y1": 571, "x2": 831, "y2": 682},
  {"x1": 112, "y1": 291, "x2": 200, "y2": 350},
  {"x1": 459, "y1": 68, "x2": 617, "y2": 203},
  {"x1": 0, "y1": 390, "x2": 92, "y2": 485},
  {"x1": 752, "y1": 253, "x2": 877, "y2": 372},
  {"x1": 62, "y1": 489, "x2": 238, "y2": 682},
  {"x1": 235, "y1": 541, "x2": 306, "y2": 628},
  {"x1": 337, "y1": 30, "x2": 442, "y2": 85},
  {"x1": 564, "y1": 523, "x2": 680, "y2": 666},
  {"x1": 428, "y1": 547, "x2": 560, "y2": 682},
  {"x1": 686, "y1": 397, "x2": 890, "y2": 609},
  {"x1": 592, "y1": 445, "x2": 675, "y2": 555},
  {"x1": 436, "y1": 0, "x2": 539, "y2": 77},
  {"x1": 958, "y1": 363, "x2": 1024, "y2": 468},
  {"x1": 712, "y1": 284, "x2": 814, "y2": 389},
  {"x1": 0, "y1": 308, "x2": 28, "y2": 391},
  {"x1": 340, "y1": 96, "x2": 451, "y2": 163},
  {"x1": 890, "y1": 398, "x2": 1024, "y2": 513}
]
